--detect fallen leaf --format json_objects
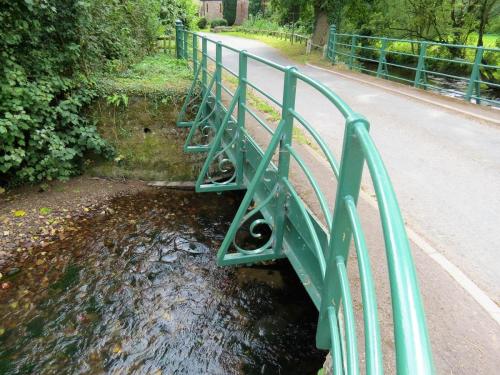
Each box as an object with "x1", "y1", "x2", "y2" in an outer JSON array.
[
  {"x1": 39, "y1": 207, "x2": 52, "y2": 215},
  {"x1": 112, "y1": 344, "x2": 122, "y2": 354},
  {"x1": 13, "y1": 210, "x2": 26, "y2": 217}
]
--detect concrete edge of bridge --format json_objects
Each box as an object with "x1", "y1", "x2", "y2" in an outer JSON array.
[{"x1": 306, "y1": 63, "x2": 500, "y2": 127}]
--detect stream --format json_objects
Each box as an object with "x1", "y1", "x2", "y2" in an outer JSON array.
[{"x1": 0, "y1": 189, "x2": 325, "y2": 374}]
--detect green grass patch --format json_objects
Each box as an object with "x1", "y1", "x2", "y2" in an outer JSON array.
[{"x1": 97, "y1": 53, "x2": 193, "y2": 102}]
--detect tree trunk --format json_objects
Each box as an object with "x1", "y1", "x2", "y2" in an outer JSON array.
[{"x1": 312, "y1": 9, "x2": 329, "y2": 45}]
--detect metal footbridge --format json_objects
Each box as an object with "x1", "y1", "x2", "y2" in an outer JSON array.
[{"x1": 175, "y1": 21, "x2": 434, "y2": 374}]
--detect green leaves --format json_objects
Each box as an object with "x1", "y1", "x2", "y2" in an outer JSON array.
[{"x1": 0, "y1": 0, "x2": 171, "y2": 184}]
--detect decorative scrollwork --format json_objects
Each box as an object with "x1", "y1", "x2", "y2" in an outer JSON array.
[
  {"x1": 205, "y1": 124, "x2": 239, "y2": 185},
  {"x1": 189, "y1": 106, "x2": 217, "y2": 147},
  {"x1": 232, "y1": 186, "x2": 277, "y2": 255}
]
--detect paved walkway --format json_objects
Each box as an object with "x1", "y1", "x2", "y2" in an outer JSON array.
[{"x1": 201, "y1": 33, "x2": 500, "y2": 373}]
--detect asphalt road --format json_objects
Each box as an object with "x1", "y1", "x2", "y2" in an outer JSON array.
[{"x1": 202, "y1": 33, "x2": 500, "y2": 305}]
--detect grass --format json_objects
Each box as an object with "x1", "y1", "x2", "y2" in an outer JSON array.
[
  {"x1": 222, "y1": 71, "x2": 318, "y2": 149},
  {"x1": 97, "y1": 53, "x2": 193, "y2": 100}
]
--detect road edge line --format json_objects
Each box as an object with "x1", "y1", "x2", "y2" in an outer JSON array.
[
  {"x1": 359, "y1": 190, "x2": 500, "y2": 326},
  {"x1": 305, "y1": 63, "x2": 500, "y2": 126},
  {"x1": 305, "y1": 138, "x2": 500, "y2": 326}
]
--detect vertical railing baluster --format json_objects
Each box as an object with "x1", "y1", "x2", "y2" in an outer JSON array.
[
  {"x1": 183, "y1": 26, "x2": 188, "y2": 60},
  {"x1": 273, "y1": 67, "x2": 298, "y2": 255},
  {"x1": 202, "y1": 38, "x2": 208, "y2": 96},
  {"x1": 466, "y1": 47, "x2": 483, "y2": 103},
  {"x1": 215, "y1": 42, "x2": 223, "y2": 120},
  {"x1": 414, "y1": 42, "x2": 428, "y2": 88},
  {"x1": 330, "y1": 25, "x2": 337, "y2": 63},
  {"x1": 192, "y1": 33, "x2": 198, "y2": 72},
  {"x1": 236, "y1": 51, "x2": 248, "y2": 187},
  {"x1": 349, "y1": 35, "x2": 357, "y2": 69},
  {"x1": 377, "y1": 38, "x2": 388, "y2": 78}
]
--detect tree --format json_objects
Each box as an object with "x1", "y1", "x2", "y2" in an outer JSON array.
[{"x1": 223, "y1": 0, "x2": 238, "y2": 25}]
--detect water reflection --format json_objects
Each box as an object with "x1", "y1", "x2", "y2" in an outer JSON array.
[{"x1": 0, "y1": 190, "x2": 325, "y2": 374}]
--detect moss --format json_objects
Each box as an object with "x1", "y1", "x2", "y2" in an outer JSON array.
[{"x1": 87, "y1": 97, "x2": 203, "y2": 181}]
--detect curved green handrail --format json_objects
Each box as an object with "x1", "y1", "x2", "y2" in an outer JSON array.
[{"x1": 175, "y1": 23, "x2": 434, "y2": 375}]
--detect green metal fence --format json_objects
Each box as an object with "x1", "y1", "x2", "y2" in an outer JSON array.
[
  {"x1": 175, "y1": 20, "x2": 434, "y2": 374},
  {"x1": 326, "y1": 26, "x2": 500, "y2": 107}
]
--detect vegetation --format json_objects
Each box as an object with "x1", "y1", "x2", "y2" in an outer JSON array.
[
  {"x1": 89, "y1": 53, "x2": 201, "y2": 181},
  {"x1": 197, "y1": 17, "x2": 209, "y2": 29},
  {"x1": 0, "y1": 0, "x2": 198, "y2": 186},
  {"x1": 223, "y1": 0, "x2": 238, "y2": 26},
  {"x1": 211, "y1": 18, "x2": 230, "y2": 28},
  {"x1": 255, "y1": 0, "x2": 499, "y2": 48}
]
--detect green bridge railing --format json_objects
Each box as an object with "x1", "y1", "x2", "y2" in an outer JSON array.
[
  {"x1": 175, "y1": 21, "x2": 434, "y2": 374},
  {"x1": 326, "y1": 26, "x2": 500, "y2": 107},
  {"x1": 228, "y1": 25, "x2": 500, "y2": 107}
]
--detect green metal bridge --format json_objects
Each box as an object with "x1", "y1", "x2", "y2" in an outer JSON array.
[{"x1": 175, "y1": 21, "x2": 434, "y2": 374}]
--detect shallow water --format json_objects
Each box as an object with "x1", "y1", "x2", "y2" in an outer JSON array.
[{"x1": 0, "y1": 190, "x2": 325, "y2": 374}]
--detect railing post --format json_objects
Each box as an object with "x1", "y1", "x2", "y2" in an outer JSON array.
[
  {"x1": 236, "y1": 51, "x2": 248, "y2": 187},
  {"x1": 273, "y1": 66, "x2": 298, "y2": 255},
  {"x1": 175, "y1": 20, "x2": 183, "y2": 59},
  {"x1": 328, "y1": 25, "x2": 337, "y2": 63},
  {"x1": 316, "y1": 114, "x2": 369, "y2": 352},
  {"x1": 349, "y1": 34, "x2": 358, "y2": 69},
  {"x1": 306, "y1": 39, "x2": 312, "y2": 55},
  {"x1": 192, "y1": 33, "x2": 198, "y2": 72},
  {"x1": 377, "y1": 38, "x2": 388, "y2": 78},
  {"x1": 414, "y1": 42, "x2": 428, "y2": 88},
  {"x1": 465, "y1": 47, "x2": 483, "y2": 103},
  {"x1": 215, "y1": 42, "x2": 223, "y2": 119}
]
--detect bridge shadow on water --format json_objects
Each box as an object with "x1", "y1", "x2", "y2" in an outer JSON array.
[{"x1": 0, "y1": 189, "x2": 325, "y2": 374}]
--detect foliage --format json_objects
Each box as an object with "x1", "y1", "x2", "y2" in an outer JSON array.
[
  {"x1": 0, "y1": 0, "x2": 199, "y2": 185},
  {"x1": 211, "y1": 18, "x2": 229, "y2": 28},
  {"x1": 264, "y1": 0, "x2": 500, "y2": 48},
  {"x1": 197, "y1": 17, "x2": 208, "y2": 29},
  {"x1": 160, "y1": 0, "x2": 199, "y2": 31},
  {"x1": 96, "y1": 53, "x2": 193, "y2": 103},
  {"x1": 249, "y1": 0, "x2": 265, "y2": 16},
  {"x1": 223, "y1": 0, "x2": 238, "y2": 26}
]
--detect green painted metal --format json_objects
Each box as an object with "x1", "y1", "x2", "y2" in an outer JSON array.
[
  {"x1": 376, "y1": 38, "x2": 389, "y2": 79},
  {"x1": 327, "y1": 26, "x2": 499, "y2": 107},
  {"x1": 175, "y1": 24, "x2": 434, "y2": 374},
  {"x1": 348, "y1": 35, "x2": 358, "y2": 69},
  {"x1": 414, "y1": 42, "x2": 428, "y2": 88},
  {"x1": 465, "y1": 47, "x2": 484, "y2": 103}
]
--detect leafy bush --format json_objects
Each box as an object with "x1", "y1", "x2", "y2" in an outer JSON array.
[
  {"x1": 223, "y1": 0, "x2": 237, "y2": 26},
  {"x1": 160, "y1": 0, "x2": 199, "y2": 32},
  {"x1": 0, "y1": 0, "x2": 165, "y2": 185},
  {"x1": 197, "y1": 17, "x2": 208, "y2": 29},
  {"x1": 211, "y1": 18, "x2": 229, "y2": 28}
]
